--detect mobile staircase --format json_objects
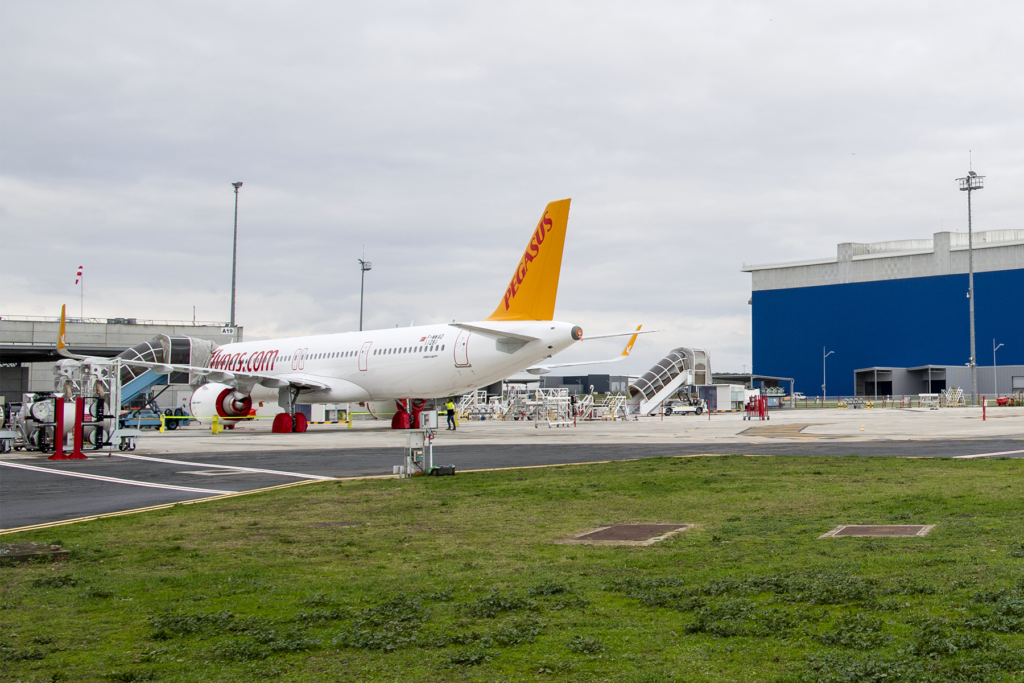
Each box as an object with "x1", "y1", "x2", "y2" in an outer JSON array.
[
  {"x1": 600, "y1": 394, "x2": 629, "y2": 420},
  {"x1": 627, "y1": 347, "x2": 712, "y2": 417},
  {"x1": 117, "y1": 335, "x2": 216, "y2": 405}
]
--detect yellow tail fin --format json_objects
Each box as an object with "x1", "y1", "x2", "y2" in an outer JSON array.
[
  {"x1": 485, "y1": 199, "x2": 571, "y2": 321},
  {"x1": 621, "y1": 325, "x2": 642, "y2": 356}
]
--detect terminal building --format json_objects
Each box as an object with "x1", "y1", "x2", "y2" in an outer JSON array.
[
  {"x1": 0, "y1": 316, "x2": 241, "y2": 409},
  {"x1": 744, "y1": 229, "x2": 1024, "y2": 398}
]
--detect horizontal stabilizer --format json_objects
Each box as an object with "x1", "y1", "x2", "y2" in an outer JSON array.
[
  {"x1": 526, "y1": 324, "x2": 645, "y2": 374},
  {"x1": 449, "y1": 323, "x2": 540, "y2": 343},
  {"x1": 582, "y1": 328, "x2": 661, "y2": 341}
]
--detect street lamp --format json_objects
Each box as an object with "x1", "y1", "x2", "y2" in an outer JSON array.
[
  {"x1": 994, "y1": 340, "x2": 1004, "y2": 397},
  {"x1": 956, "y1": 168, "x2": 984, "y2": 405},
  {"x1": 230, "y1": 181, "x2": 243, "y2": 328},
  {"x1": 822, "y1": 347, "x2": 834, "y2": 400},
  {"x1": 358, "y1": 257, "x2": 372, "y2": 331}
]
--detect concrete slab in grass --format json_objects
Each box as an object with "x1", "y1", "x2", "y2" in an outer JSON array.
[
  {"x1": 819, "y1": 524, "x2": 935, "y2": 539},
  {"x1": 557, "y1": 523, "x2": 691, "y2": 546}
]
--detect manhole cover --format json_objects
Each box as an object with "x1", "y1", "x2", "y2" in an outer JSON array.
[
  {"x1": 558, "y1": 524, "x2": 691, "y2": 546},
  {"x1": 307, "y1": 521, "x2": 366, "y2": 528},
  {"x1": 819, "y1": 524, "x2": 934, "y2": 538}
]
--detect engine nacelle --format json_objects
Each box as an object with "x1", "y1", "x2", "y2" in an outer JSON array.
[{"x1": 189, "y1": 383, "x2": 253, "y2": 421}]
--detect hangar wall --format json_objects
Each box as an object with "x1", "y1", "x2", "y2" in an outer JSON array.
[{"x1": 745, "y1": 229, "x2": 1024, "y2": 397}]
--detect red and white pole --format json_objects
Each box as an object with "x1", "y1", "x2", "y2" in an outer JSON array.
[
  {"x1": 47, "y1": 398, "x2": 67, "y2": 460},
  {"x1": 70, "y1": 397, "x2": 88, "y2": 459}
]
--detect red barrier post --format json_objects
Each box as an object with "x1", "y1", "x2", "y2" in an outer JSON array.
[
  {"x1": 69, "y1": 397, "x2": 88, "y2": 459},
  {"x1": 983, "y1": 396, "x2": 986, "y2": 421},
  {"x1": 48, "y1": 398, "x2": 68, "y2": 460}
]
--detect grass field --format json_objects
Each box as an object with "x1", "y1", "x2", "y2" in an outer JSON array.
[{"x1": 4, "y1": 454, "x2": 1024, "y2": 682}]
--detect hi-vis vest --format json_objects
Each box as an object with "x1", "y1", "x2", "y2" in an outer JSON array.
[{"x1": 446, "y1": 401, "x2": 454, "y2": 411}]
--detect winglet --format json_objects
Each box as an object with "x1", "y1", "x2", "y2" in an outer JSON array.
[
  {"x1": 621, "y1": 325, "x2": 642, "y2": 356},
  {"x1": 56, "y1": 305, "x2": 86, "y2": 359},
  {"x1": 485, "y1": 199, "x2": 571, "y2": 321},
  {"x1": 58, "y1": 305, "x2": 68, "y2": 351}
]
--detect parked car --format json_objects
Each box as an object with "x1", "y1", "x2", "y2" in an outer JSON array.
[
  {"x1": 670, "y1": 400, "x2": 705, "y2": 416},
  {"x1": 792, "y1": 392, "x2": 807, "y2": 400}
]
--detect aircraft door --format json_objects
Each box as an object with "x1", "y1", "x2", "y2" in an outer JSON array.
[
  {"x1": 358, "y1": 341, "x2": 373, "y2": 371},
  {"x1": 454, "y1": 331, "x2": 470, "y2": 367}
]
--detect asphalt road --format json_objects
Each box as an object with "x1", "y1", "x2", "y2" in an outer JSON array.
[{"x1": 3, "y1": 438, "x2": 1023, "y2": 530}]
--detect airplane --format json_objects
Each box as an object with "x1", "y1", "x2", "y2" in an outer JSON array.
[{"x1": 58, "y1": 199, "x2": 656, "y2": 432}]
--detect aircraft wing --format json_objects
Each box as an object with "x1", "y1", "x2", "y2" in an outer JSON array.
[
  {"x1": 106, "y1": 357, "x2": 331, "y2": 391},
  {"x1": 526, "y1": 325, "x2": 644, "y2": 375},
  {"x1": 55, "y1": 305, "x2": 329, "y2": 391}
]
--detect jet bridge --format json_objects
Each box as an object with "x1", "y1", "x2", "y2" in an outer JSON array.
[{"x1": 627, "y1": 347, "x2": 712, "y2": 416}]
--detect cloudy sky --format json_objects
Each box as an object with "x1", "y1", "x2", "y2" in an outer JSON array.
[{"x1": 2, "y1": 1, "x2": 1022, "y2": 375}]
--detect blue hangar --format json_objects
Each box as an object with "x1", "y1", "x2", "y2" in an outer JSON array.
[{"x1": 744, "y1": 229, "x2": 1024, "y2": 398}]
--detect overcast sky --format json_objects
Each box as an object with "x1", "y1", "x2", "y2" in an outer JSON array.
[{"x1": 2, "y1": 1, "x2": 1022, "y2": 375}]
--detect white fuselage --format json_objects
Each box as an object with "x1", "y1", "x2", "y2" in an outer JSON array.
[{"x1": 205, "y1": 320, "x2": 579, "y2": 404}]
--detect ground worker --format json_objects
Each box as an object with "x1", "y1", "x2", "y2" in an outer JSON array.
[{"x1": 445, "y1": 398, "x2": 456, "y2": 431}]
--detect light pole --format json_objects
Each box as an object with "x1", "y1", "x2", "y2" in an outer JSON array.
[
  {"x1": 957, "y1": 168, "x2": 984, "y2": 405},
  {"x1": 230, "y1": 181, "x2": 243, "y2": 327},
  {"x1": 822, "y1": 347, "x2": 834, "y2": 400},
  {"x1": 994, "y1": 340, "x2": 1004, "y2": 397},
  {"x1": 358, "y1": 257, "x2": 372, "y2": 331}
]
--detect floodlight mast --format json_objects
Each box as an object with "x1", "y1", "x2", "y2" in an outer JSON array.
[
  {"x1": 230, "y1": 181, "x2": 243, "y2": 328},
  {"x1": 358, "y1": 257, "x2": 372, "y2": 331},
  {"x1": 957, "y1": 169, "x2": 984, "y2": 406},
  {"x1": 993, "y1": 340, "x2": 1004, "y2": 397},
  {"x1": 822, "y1": 347, "x2": 834, "y2": 399}
]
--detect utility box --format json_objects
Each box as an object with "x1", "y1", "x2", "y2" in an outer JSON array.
[
  {"x1": 404, "y1": 430, "x2": 426, "y2": 477},
  {"x1": 700, "y1": 384, "x2": 745, "y2": 411},
  {"x1": 419, "y1": 410, "x2": 437, "y2": 429}
]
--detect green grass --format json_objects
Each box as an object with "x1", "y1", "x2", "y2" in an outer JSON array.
[{"x1": 4, "y1": 455, "x2": 1024, "y2": 682}]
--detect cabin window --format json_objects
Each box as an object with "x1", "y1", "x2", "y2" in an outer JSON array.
[{"x1": 441, "y1": 345, "x2": 445, "y2": 351}]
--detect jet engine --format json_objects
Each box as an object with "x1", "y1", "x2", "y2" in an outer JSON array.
[{"x1": 189, "y1": 383, "x2": 253, "y2": 421}]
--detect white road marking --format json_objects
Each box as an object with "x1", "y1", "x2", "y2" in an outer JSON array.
[
  {"x1": 0, "y1": 460, "x2": 236, "y2": 494},
  {"x1": 111, "y1": 453, "x2": 335, "y2": 480},
  {"x1": 954, "y1": 449, "x2": 1024, "y2": 459}
]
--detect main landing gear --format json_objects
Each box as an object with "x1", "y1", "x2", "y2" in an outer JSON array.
[
  {"x1": 391, "y1": 399, "x2": 426, "y2": 429},
  {"x1": 271, "y1": 412, "x2": 307, "y2": 433},
  {"x1": 271, "y1": 386, "x2": 307, "y2": 433}
]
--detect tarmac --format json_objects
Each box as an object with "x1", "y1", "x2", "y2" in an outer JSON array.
[{"x1": 3, "y1": 406, "x2": 1023, "y2": 532}]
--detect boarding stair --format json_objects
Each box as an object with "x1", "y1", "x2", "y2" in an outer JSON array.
[
  {"x1": 574, "y1": 393, "x2": 595, "y2": 420},
  {"x1": 941, "y1": 387, "x2": 966, "y2": 407},
  {"x1": 599, "y1": 394, "x2": 628, "y2": 420},
  {"x1": 627, "y1": 347, "x2": 712, "y2": 416},
  {"x1": 116, "y1": 336, "x2": 216, "y2": 406}
]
